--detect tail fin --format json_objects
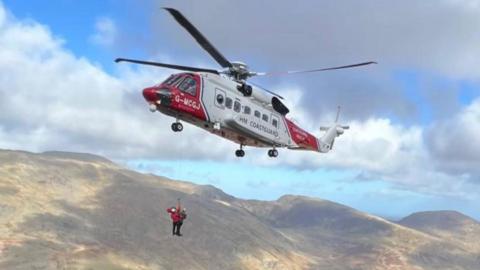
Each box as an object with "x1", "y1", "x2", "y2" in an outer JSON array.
[{"x1": 318, "y1": 106, "x2": 349, "y2": 153}]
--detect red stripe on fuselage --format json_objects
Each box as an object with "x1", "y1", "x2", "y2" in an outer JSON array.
[{"x1": 285, "y1": 119, "x2": 319, "y2": 151}]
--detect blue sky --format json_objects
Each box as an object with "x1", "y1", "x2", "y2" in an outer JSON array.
[
  {"x1": 1, "y1": 0, "x2": 479, "y2": 220},
  {"x1": 3, "y1": 1, "x2": 111, "y2": 59}
]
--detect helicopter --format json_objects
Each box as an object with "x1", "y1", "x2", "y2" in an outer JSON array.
[{"x1": 115, "y1": 8, "x2": 376, "y2": 158}]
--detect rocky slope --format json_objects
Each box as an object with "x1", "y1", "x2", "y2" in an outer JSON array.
[{"x1": 0, "y1": 149, "x2": 479, "y2": 270}]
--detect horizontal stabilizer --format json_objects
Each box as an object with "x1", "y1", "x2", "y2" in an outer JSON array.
[{"x1": 320, "y1": 125, "x2": 349, "y2": 131}]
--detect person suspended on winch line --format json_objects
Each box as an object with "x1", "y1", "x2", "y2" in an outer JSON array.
[{"x1": 167, "y1": 198, "x2": 187, "y2": 236}]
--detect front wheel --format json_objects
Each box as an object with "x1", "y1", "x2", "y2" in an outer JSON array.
[{"x1": 171, "y1": 123, "x2": 183, "y2": 132}]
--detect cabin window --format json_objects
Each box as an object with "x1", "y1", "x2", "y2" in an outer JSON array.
[
  {"x1": 272, "y1": 118, "x2": 278, "y2": 128},
  {"x1": 271, "y1": 115, "x2": 279, "y2": 129},
  {"x1": 178, "y1": 77, "x2": 197, "y2": 96},
  {"x1": 234, "y1": 101, "x2": 241, "y2": 112},
  {"x1": 254, "y1": 110, "x2": 261, "y2": 118},
  {"x1": 262, "y1": 114, "x2": 269, "y2": 122},
  {"x1": 244, "y1": 106, "x2": 251, "y2": 115},
  {"x1": 215, "y1": 88, "x2": 226, "y2": 109},
  {"x1": 216, "y1": 94, "x2": 224, "y2": 104},
  {"x1": 225, "y1": 97, "x2": 233, "y2": 109}
]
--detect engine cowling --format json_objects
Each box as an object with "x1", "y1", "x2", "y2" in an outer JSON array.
[
  {"x1": 248, "y1": 86, "x2": 290, "y2": 115},
  {"x1": 250, "y1": 87, "x2": 272, "y2": 104}
]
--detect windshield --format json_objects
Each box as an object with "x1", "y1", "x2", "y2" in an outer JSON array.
[
  {"x1": 178, "y1": 76, "x2": 197, "y2": 96},
  {"x1": 162, "y1": 75, "x2": 184, "y2": 87}
]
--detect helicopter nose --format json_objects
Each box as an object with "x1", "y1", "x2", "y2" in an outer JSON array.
[{"x1": 142, "y1": 87, "x2": 157, "y2": 102}]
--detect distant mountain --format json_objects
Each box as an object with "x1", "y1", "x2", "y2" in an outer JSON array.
[
  {"x1": 398, "y1": 211, "x2": 480, "y2": 257},
  {"x1": 399, "y1": 210, "x2": 479, "y2": 232},
  {"x1": 0, "y1": 149, "x2": 479, "y2": 270}
]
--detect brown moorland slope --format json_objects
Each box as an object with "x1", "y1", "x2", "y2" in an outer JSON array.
[{"x1": 0, "y1": 149, "x2": 479, "y2": 270}]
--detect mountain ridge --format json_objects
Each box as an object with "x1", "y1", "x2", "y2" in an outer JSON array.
[{"x1": 0, "y1": 149, "x2": 479, "y2": 269}]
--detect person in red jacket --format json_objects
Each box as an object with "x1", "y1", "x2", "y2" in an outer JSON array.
[{"x1": 167, "y1": 199, "x2": 185, "y2": 236}]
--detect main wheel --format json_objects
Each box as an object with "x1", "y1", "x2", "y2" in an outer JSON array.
[
  {"x1": 268, "y1": 149, "x2": 278, "y2": 157},
  {"x1": 176, "y1": 122, "x2": 183, "y2": 132},
  {"x1": 235, "y1": 149, "x2": 245, "y2": 157},
  {"x1": 171, "y1": 123, "x2": 178, "y2": 132}
]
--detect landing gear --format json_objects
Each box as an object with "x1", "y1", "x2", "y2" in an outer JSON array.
[
  {"x1": 235, "y1": 149, "x2": 245, "y2": 157},
  {"x1": 268, "y1": 149, "x2": 278, "y2": 158},
  {"x1": 171, "y1": 122, "x2": 183, "y2": 132},
  {"x1": 235, "y1": 145, "x2": 245, "y2": 157}
]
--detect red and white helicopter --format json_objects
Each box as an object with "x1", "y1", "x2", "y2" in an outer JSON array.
[{"x1": 116, "y1": 8, "x2": 375, "y2": 158}]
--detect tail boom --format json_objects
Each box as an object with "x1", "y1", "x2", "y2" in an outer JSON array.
[
  {"x1": 285, "y1": 119, "x2": 320, "y2": 151},
  {"x1": 284, "y1": 119, "x2": 349, "y2": 153}
]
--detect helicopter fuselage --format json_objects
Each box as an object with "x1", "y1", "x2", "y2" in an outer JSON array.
[{"x1": 143, "y1": 72, "x2": 321, "y2": 156}]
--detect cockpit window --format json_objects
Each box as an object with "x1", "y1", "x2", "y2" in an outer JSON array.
[
  {"x1": 178, "y1": 76, "x2": 197, "y2": 96},
  {"x1": 163, "y1": 75, "x2": 183, "y2": 86}
]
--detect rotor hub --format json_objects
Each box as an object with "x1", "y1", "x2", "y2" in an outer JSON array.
[{"x1": 227, "y1": 61, "x2": 255, "y2": 81}]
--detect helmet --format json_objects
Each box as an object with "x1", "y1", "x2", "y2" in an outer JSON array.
[
  {"x1": 171, "y1": 208, "x2": 176, "y2": 212},
  {"x1": 183, "y1": 208, "x2": 186, "y2": 212}
]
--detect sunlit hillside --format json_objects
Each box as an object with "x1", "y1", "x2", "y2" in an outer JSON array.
[{"x1": 1, "y1": 150, "x2": 479, "y2": 270}]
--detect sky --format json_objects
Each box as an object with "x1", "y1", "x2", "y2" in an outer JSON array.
[{"x1": 0, "y1": 0, "x2": 479, "y2": 220}]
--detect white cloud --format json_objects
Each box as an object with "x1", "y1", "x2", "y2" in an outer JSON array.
[
  {"x1": 0, "y1": 1, "x2": 479, "y2": 200},
  {"x1": 250, "y1": 84, "x2": 479, "y2": 196},
  {"x1": 426, "y1": 98, "x2": 480, "y2": 178},
  {"x1": 0, "y1": 4, "x2": 233, "y2": 161},
  {"x1": 89, "y1": 17, "x2": 117, "y2": 47}
]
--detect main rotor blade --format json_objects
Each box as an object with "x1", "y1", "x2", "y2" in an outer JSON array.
[
  {"x1": 115, "y1": 58, "x2": 220, "y2": 74},
  {"x1": 163, "y1": 8, "x2": 232, "y2": 68},
  {"x1": 256, "y1": 61, "x2": 377, "y2": 76}
]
